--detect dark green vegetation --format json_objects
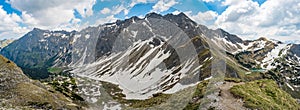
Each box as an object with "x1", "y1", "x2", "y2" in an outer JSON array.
[
  {"x1": 197, "y1": 48, "x2": 212, "y2": 79},
  {"x1": 22, "y1": 67, "x2": 51, "y2": 79},
  {"x1": 47, "y1": 77, "x2": 85, "y2": 102},
  {"x1": 230, "y1": 79, "x2": 300, "y2": 110},
  {"x1": 128, "y1": 93, "x2": 171, "y2": 108},
  {"x1": 224, "y1": 77, "x2": 242, "y2": 83},
  {"x1": 21, "y1": 63, "x2": 66, "y2": 80},
  {"x1": 46, "y1": 67, "x2": 87, "y2": 106},
  {"x1": 183, "y1": 80, "x2": 209, "y2": 110},
  {"x1": 47, "y1": 67, "x2": 63, "y2": 74}
]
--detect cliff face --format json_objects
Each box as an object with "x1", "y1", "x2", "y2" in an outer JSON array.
[{"x1": 0, "y1": 55, "x2": 82, "y2": 109}]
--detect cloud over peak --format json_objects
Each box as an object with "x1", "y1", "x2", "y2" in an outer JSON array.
[{"x1": 0, "y1": 0, "x2": 299, "y2": 42}]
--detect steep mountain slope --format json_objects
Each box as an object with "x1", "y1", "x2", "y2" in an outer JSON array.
[
  {"x1": 71, "y1": 12, "x2": 215, "y2": 100},
  {"x1": 0, "y1": 28, "x2": 74, "y2": 79},
  {"x1": 0, "y1": 55, "x2": 83, "y2": 109},
  {"x1": 226, "y1": 37, "x2": 300, "y2": 98},
  {"x1": 230, "y1": 79, "x2": 300, "y2": 109},
  {"x1": 1, "y1": 28, "x2": 74, "y2": 68},
  {"x1": 0, "y1": 12, "x2": 299, "y2": 109}
]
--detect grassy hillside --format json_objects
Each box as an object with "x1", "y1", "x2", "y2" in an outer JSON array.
[
  {"x1": 0, "y1": 55, "x2": 84, "y2": 109},
  {"x1": 230, "y1": 79, "x2": 300, "y2": 110}
]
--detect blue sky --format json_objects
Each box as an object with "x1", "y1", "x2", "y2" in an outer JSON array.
[{"x1": 0, "y1": 0, "x2": 299, "y2": 42}]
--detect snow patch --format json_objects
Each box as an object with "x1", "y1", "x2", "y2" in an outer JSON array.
[
  {"x1": 43, "y1": 33, "x2": 51, "y2": 38},
  {"x1": 163, "y1": 82, "x2": 199, "y2": 94},
  {"x1": 204, "y1": 76, "x2": 213, "y2": 80},
  {"x1": 61, "y1": 34, "x2": 68, "y2": 38},
  {"x1": 103, "y1": 101, "x2": 121, "y2": 110},
  {"x1": 262, "y1": 44, "x2": 291, "y2": 69},
  {"x1": 39, "y1": 39, "x2": 46, "y2": 42},
  {"x1": 234, "y1": 40, "x2": 268, "y2": 53},
  {"x1": 71, "y1": 39, "x2": 201, "y2": 100},
  {"x1": 131, "y1": 31, "x2": 138, "y2": 38},
  {"x1": 73, "y1": 34, "x2": 81, "y2": 43},
  {"x1": 85, "y1": 34, "x2": 90, "y2": 39},
  {"x1": 286, "y1": 83, "x2": 294, "y2": 91}
]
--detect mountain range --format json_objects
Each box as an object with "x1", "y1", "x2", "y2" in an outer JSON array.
[
  {"x1": 0, "y1": 12, "x2": 299, "y2": 109},
  {"x1": 0, "y1": 39, "x2": 14, "y2": 50}
]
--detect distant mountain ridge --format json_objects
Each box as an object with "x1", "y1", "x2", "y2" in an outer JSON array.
[
  {"x1": 0, "y1": 12, "x2": 300, "y2": 108},
  {"x1": 0, "y1": 39, "x2": 14, "y2": 50}
]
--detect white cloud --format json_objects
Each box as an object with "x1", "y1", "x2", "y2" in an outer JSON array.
[
  {"x1": 276, "y1": 25, "x2": 297, "y2": 36},
  {"x1": 100, "y1": 4, "x2": 129, "y2": 16},
  {"x1": 8, "y1": 0, "x2": 96, "y2": 29},
  {"x1": 111, "y1": 5, "x2": 128, "y2": 15},
  {"x1": 0, "y1": 0, "x2": 97, "y2": 39},
  {"x1": 0, "y1": 6, "x2": 20, "y2": 29},
  {"x1": 214, "y1": 0, "x2": 300, "y2": 41},
  {"x1": 100, "y1": 8, "x2": 111, "y2": 14},
  {"x1": 130, "y1": 0, "x2": 148, "y2": 7},
  {"x1": 95, "y1": 15, "x2": 118, "y2": 25},
  {"x1": 221, "y1": 0, "x2": 241, "y2": 6},
  {"x1": 128, "y1": 0, "x2": 157, "y2": 15},
  {"x1": 1, "y1": 0, "x2": 299, "y2": 42},
  {"x1": 0, "y1": 6, "x2": 29, "y2": 39},
  {"x1": 172, "y1": 10, "x2": 181, "y2": 15},
  {"x1": 216, "y1": 0, "x2": 258, "y2": 24},
  {"x1": 152, "y1": 0, "x2": 178, "y2": 13},
  {"x1": 184, "y1": 11, "x2": 218, "y2": 28},
  {"x1": 21, "y1": 11, "x2": 38, "y2": 26},
  {"x1": 202, "y1": 0, "x2": 217, "y2": 3}
]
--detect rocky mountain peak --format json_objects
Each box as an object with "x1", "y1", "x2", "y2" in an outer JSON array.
[
  {"x1": 218, "y1": 28, "x2": 243, "y2": 44},
  {"x1": 32, "y1": 27, "x2": 44, "y2": 31},
  {"x1": 257, "y1": 37, "x2": 268, "y2": 41},
  {"x1": 145, "y1": 12, "x2": 163, "y2": 18},
  {"x1": 1, "y1": 11, "x2": 300, "y2": 109}
]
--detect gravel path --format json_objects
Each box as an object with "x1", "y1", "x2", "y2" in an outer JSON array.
[{"x1": 217, "y1": 82, "x2": 248, "y2": 110}]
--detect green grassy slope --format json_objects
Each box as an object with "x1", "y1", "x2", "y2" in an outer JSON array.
[{"x1": 230, "y1": 79, "x2": 300, "y2": 110}]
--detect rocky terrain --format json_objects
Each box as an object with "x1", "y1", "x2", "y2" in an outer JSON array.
[
  {"x1": 0, "y1": 55, "x2": 86, "y2": 109},
  {"x1": 0, "y1": 12, "x2": 299, "y2": 109}
]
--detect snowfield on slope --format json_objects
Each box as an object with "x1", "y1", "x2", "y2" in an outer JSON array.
[{"x1": 71, "y1": 39, "x2": 203, "y2": 100}]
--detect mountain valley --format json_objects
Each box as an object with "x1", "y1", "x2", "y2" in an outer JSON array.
[{"x1": 0, "y1": 12, "x2": 300, "y2": 109}]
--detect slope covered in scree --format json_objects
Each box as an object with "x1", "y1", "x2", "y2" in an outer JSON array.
[{"x1": 1, "y1": 12, "x2": 300, "y2": 109}]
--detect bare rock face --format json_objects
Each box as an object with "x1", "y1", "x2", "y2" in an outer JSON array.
[{"x1": 0, "y1": 12, "x2": 299, "y2": 109}]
